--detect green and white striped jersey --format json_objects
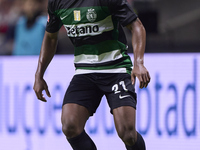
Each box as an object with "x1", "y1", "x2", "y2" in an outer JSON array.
[{"x1": 46, "y1": 0, "x2": 137, "y2": 75}]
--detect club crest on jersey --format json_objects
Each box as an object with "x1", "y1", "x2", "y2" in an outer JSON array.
[
  {"x1": 86, "y1": 8, "x2": 97, "y2": 22},
  {"x1": 74, "y1": 10, "x2": 81, "y2": 21}
]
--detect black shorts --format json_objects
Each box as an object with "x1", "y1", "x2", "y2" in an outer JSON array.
[{"x1": 63, "y1": 73, "x2": 137, "y2": 115}]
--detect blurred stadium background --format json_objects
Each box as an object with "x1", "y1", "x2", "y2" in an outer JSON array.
[
  {"x1": 0, "y1": 0, "x2": 199, "y2": 150},
  {"x1": 1, "y1": 0, "x2": 200, "y2": 54}
]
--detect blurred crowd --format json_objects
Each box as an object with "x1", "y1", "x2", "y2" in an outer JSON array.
[
  {"x1": 1, "y1": 0, "x2": 198, "y2": 55},
  {"x1": 0, "y1": 0, "x2": 135, "y2": 56},
  {"x1": 0, "y1": 0, "x2": 47, "y2": 55}
]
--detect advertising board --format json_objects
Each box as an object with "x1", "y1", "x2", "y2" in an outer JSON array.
[{"x1": 0, "y1": 53, "x2": 199, "y2": 150}]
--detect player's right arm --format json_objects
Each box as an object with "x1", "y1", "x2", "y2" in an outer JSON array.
[{"x1": 33, "y1": 31, "x2": 59, "y2": 102}]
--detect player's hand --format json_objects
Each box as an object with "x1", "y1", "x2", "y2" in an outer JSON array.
[
  {"x1": 33, "y1": 77, "x2": 51, "y2": 102},
  {"x1": 131, "y1": 64, "x2": 151, "y2": 88}
]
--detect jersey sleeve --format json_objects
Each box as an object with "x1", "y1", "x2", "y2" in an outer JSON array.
[
  {"x1": 45, "y1": 0, "x2": 63, "y2": 33},
  {"x1": 108, "y1": 0, "x2": 137, "y2": 27}
]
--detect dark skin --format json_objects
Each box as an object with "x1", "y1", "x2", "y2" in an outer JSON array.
[
  {"x1": 127, "y1": 19, "x2": 150, "y2": 89},
  {"x1": 34, "y1": 18, "x2": 150, "y2": 101},
  {"x1": 33, "y1": 18, "x2": 150, "y2": 146}
]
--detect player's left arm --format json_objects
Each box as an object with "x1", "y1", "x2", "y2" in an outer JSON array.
[{"x1": 126, "y1": 18, "x2": 151, "y2": 88}]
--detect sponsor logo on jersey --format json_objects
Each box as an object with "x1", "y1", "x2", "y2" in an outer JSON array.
[
  {"x1": 64, "y1": 15, "x2": 114, "y2": 37},
  {"x1": 74, "y1": 10, "x2": 81, "y2": 21},
  {"x1": 65, "y1": 25, "x2": 99, "y2": 37},
  {"x1": 86, "y1": 8, "x2": 97, "y2": 22},
  {"x1": 60, "y1": 14, "x2": 68, "y2": 20}
]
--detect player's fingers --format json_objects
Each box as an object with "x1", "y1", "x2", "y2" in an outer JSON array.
[
  {"x1": 138, "y1": 75, "x2": 144, "y2": 89},
  {"x1": 142, "y1": 73, "x2": 149, "y2": 88},
  {"x1": 147, "y1": 71, "x2": 151, "y2": 82},
  {"x1": 131, "y1": 74, "x2": 136, "y2": 85},
  {"x1": 146, "y1": 72, "x2": 151, "y2": 87},
  {"x1": 145, "y1": 76, "x2": 149, "y2": 88},
  {"x1": 39, "y1": 94, "x2": 47, "y2": 102},
  {"x1": 45, "y1": 88, "x2": 51, "y2": 98},
  {"x1": 142, "y1": 73, "x2": 147, "y2": 82},
  {"x1": 43, "y1": 81, "x2": 50, "y2": 99},
  {"x1": 41, "y1": 94, "x2": 47, "y2": 102},
  {"x1": 35, "y1": 90, "x2": 47, "y2": 102},
  {"x1": 140, "y1": 81, "x2": 144, "y2": 88},
  {"x1": 141, "y1": 73, "x2": 150, "y2": 88}
]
